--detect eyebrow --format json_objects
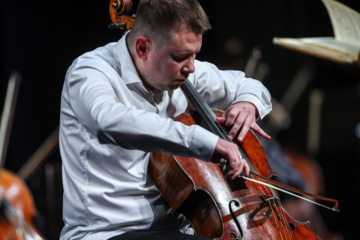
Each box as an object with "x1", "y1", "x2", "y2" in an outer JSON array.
[{"x1": 176, "y1": 50, "x2": 200, "y2": 57}]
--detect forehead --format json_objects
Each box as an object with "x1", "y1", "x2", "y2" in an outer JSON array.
[{"x1": 161, "y1": 26, "x2": 203, "y2": 53}]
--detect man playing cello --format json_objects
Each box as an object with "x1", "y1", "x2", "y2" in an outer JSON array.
[{"x1": 59, "y1": 0, "x2": 272, "y2": 239}]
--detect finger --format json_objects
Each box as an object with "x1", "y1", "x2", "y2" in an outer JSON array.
[
  {"x1": 243, "y1": 160, "x2": 250, "y2": 177},
  {"x1": 218, "y1": 115, "x2": 245, "y2": 140},
  {"x1": 225, "y1": 168, "x2": 237, "y2": 179},
  {"x1": 229, "y1": 109, "x2": 251, "y2": 138},
  {"x1": 231, "y1": 160, "x2": 245, "y2": 180},
  {"x1": 224, "y1": 157, "x2": 239, "y2": 179},
  {"x1": 236, "y1": 156, "x2": 248, "y2": 177},
  {"x1": 228, "y1": 118, "x2": 244, "y2": 140},
  {"x1": 237, "y1": 118, "x2": 251, "y2": 142},
  {"x1": 216, "y1": 117, "x2": 226, "y2": 125},
  {"x1": 226, "y1": 165, "x2": 243, "y2": 180},
  {"x1": 232, "y1": 167, "x2": 243, "y2": 180},
  {"x1": 223, "y1": 110, "x2": 237, "y2": 127},
  {"x1": 228, "y1": 156, "x2": 245, "y2": 180},
  {"x1": 251, "y1": 123, "x2": 271, "y2": 140}
]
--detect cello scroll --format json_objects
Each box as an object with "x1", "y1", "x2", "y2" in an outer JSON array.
[{"x1": 109, "y1": 0, "x2": 135, "y2": 30}]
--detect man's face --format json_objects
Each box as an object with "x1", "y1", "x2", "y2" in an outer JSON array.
[{"x1": 141, "y1": 26, "x2": 203, "y2": 91}]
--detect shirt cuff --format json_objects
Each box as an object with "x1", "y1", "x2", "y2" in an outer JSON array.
[
  {"x1": 234, "y1": 94, "x2": 272, "y2": 120},
  {"x1": 188, "y1": 125, "x2": 219, "y2": 162}
]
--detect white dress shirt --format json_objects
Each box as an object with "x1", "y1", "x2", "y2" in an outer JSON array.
[{"x1": 59, "y1": 32, "x2": 272, "y2": 240}]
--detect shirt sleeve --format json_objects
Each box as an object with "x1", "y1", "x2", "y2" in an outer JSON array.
[
  {"x1": 64, "y1": 59, "x2": 219, "y2": 161},
  {"x1": 191, "y1": 60, "x2": 272, "y2": 119}
]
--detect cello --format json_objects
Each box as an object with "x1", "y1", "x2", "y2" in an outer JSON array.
[
  {"x1": 108, "y1": 1, "x2": 339, "y2": 239},
  {"x1": 0, "y1": 72, "x2": 45, "y2": 240}
]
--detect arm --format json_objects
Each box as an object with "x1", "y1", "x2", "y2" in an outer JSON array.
[{"x1": 64, "y1": 60, "x2": 219, "y2": 161}]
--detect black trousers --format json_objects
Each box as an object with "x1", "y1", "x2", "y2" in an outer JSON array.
[{"x1": 108, "y1": 230, "x2": 212, "y2": 240}]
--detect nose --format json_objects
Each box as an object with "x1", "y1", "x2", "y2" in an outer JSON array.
[{"x1": 181, "y1": 55, "x2": 195, "y2": 74}]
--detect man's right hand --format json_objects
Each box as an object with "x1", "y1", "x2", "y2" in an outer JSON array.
[{"x1": 211, "y1": 138, "x2": 250, "y2": 180}]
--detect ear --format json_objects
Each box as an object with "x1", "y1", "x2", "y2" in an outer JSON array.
[{"x1": 135, "y1": 36, "x2": 151, "y2": 60}]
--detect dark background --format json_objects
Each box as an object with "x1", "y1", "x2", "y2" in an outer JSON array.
[{"x1": 1, "y1": 0, "x2": 359, "y2": 239}]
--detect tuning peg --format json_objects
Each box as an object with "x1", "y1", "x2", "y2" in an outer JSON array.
[{"x1": 108, "y1": 21, "x2": 126, "y2": 29}]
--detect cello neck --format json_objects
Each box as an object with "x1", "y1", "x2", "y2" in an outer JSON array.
[{"x1": 180, "y1": 79, "x2": 220, "y2": 134}]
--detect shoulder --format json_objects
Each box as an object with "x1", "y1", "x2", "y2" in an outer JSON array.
[
  {"x1": 72, "y1": 42, "x2": 118, "y2": 69},
  {"x1": 191, "y1": 60, "x2": 245, "y2": 84}
]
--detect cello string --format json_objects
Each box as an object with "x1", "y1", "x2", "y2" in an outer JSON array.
[
  {"x1": 257, "y1": 180, "x2": 290, "y2": 239},
  {"x1": 274, "y1": 183, "x2": 294, "y2": 240},
  {"x1": 278, "y1": 196, "x2": 293, "y2": 240},
  {"x1": 256, "y1": 177, "x2": 291, "y2": 239}
]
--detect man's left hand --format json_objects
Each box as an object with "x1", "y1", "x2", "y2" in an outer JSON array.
[{"x1": 216, "y1": 101, "x2": 271, "y2": 142}]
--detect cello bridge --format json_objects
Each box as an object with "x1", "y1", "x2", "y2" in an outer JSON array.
[{"x1": 248, "y1": 195, "x2": 279, "y2": 220}]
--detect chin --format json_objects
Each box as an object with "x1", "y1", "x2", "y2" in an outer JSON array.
[{"x1": 170, "y1": 84, "x2": 181, "y2": 90}]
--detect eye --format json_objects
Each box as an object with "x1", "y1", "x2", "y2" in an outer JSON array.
[{"x1": 171, "y1": 54, "x2": 187, "y2": 63}]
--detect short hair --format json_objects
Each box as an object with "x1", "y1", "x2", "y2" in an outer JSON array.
[{"x1": 127, "y1": 0, "x2": 211, "y2": 47}]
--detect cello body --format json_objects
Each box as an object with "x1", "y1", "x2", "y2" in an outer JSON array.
[
  {"x1": 0, "y1": 169, "x2": 44, "y2": 240},
  {"x1": 149, "y1": 109, "x2": 320, "y2": 239}
]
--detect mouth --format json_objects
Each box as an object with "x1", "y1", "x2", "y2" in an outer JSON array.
[{"x1": 175, "y1": 79, "x2": 187, "y2": 84}]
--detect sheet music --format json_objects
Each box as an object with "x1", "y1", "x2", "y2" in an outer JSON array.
[
  {"x1": 322, "y1": 0, "x2": 360, "y2": 46},
  {"x1": 299, "y1": 37, "x2": 360, "y2": 54}
]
